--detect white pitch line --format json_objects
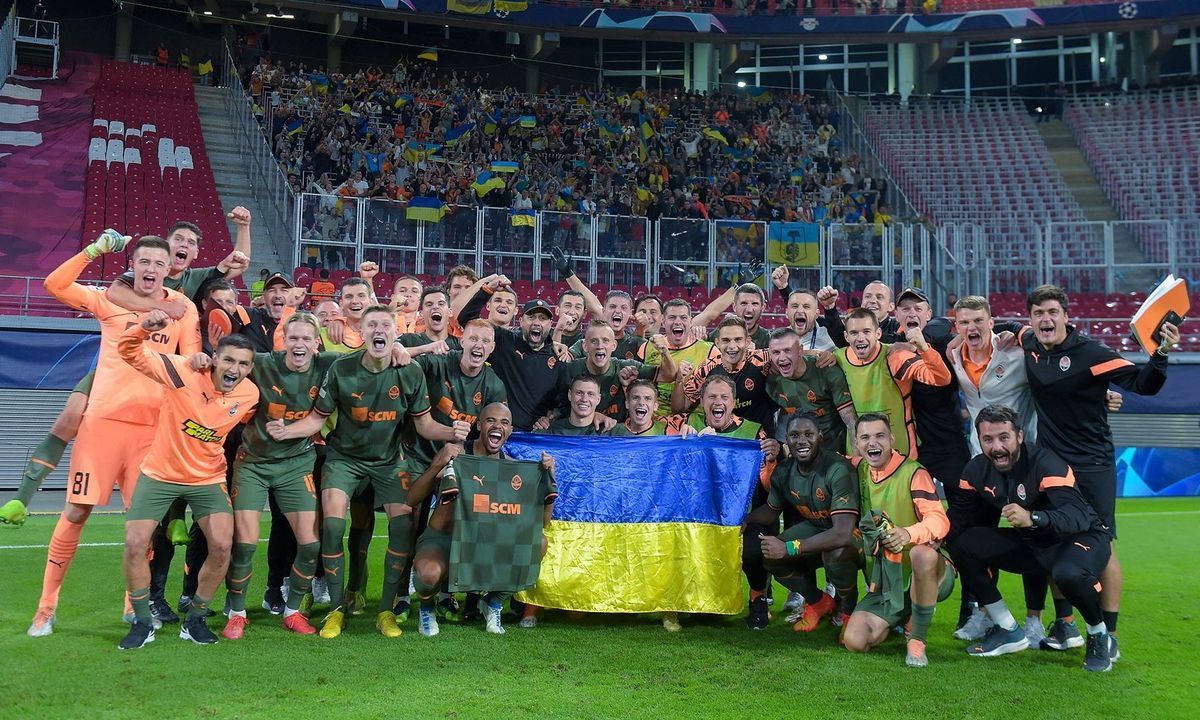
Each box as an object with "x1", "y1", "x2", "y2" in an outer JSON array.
[{"x1": 0, "y1": 534, "x2": 389, "y2": 551}]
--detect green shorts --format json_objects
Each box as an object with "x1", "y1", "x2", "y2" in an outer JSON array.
[
  {"x1": 231, "y1": 453, "x2": 318, "y2": 514},
  {"x1": 127, "y1": 475, "x2": 232, "y2": 522},
  {"x1": 321, "y1": 453, "x2": 412, "y2": 507},
  {"x1": 856, "y1": 554, "x2": 957, "y2": 627},
  {"x1": 72, "y1": 370, "x2": 96, "y2": 396},
  {"x1": 413, "y1": 525, "x2": 452, "y2": 562}
]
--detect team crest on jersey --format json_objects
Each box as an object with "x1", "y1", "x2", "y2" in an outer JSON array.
[
  {"x1": 610, "y1": 385, "x2": 618, "y2": 397},
  {"x1": 511, "y1": 474, "x2": 523, "y2": 491},
  {"x1": 388, "y1": 385, "x2": 400, "y2": 400},
  {"x1": 309, "y1": 386, "x2": 318, "y2": 399},
  {"x1": 994, "y1": 364, "x2": 1006, "y2": 378},
  {"x1": 228, "y1": 402, "x2": 240, "y2": 416},
  {"x1": 1059, "y1": 357, "x2": 1071, "y2": 372},
  {"x1": 744, "y1": 378, "x2": 755, "y2": 392},
  {"x1": 547, "y1": 356, "x2": 556, "y2": 369},
  {"x1": 806, "y1": 389, "x2": 817, "y2": 403},
  {"x1": 473, "y1": 391, "x2": 483, "y2": 406},
  {"x1": 1017, "y1": 483, "x2": 1027, "y2": 500},
  {"x1": 814, "y1": 487, "x2": 826, "y2": 502}
]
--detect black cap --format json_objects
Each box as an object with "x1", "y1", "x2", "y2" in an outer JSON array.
[
  {"x1": 896, "y1": 287, "x2": 928, "y2": 304},
  {"x1": 263, "y1": 272, "x2": 294, "y2": 289},
  {"x1": 522, "y1": 298, "x2": 553, "y2": 317}
]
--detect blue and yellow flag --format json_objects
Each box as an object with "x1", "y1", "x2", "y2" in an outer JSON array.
[
  {"x1": 444, "y1": 122, "x2": 474, "y2": 146},
  {"x1": 406, "y1": 196, "x2": 446, "y2": 223},
  {"x1": 702, "y1": 127, "x2": 728, "y2": 145},
  {"x1": 493, "y1": 0, "x2": 528, "y2": 11},
  {"x1": 285, "y1": 117, "x2": 304, "y2": 136},
  {"x1": 490, "y1": 160, "x2": 519, "y2": 173},
  {"x1": 506, "y1": 434, "x2": 761, "y2": 614},
  {"x1": 402, "y1": 141, "x2": 441, "y2": 165},
  {"x1": 510, "y1": 208, "x2": 536, "y2": 227},
  {"x1": 639, "y1": 114, "x2": 655, "y2": 140},
  {"x1": 418, "y1": 47, "x2": 439, "y2": 62},
  {"x1": 447, "y1": 0, "x2": 491, "y2": 14},
  {"x1": 596, "y1": 117, "x2": 622, "y2": 142},
  {"x1": 483, "y1": 109, "x2": 502, "y2": 135},
  {"x1": 470, "y1": 171, "x2": 507, "y2": 197},
  {"x1": 518, "y1": 115, "x2": 536, "y2": 129},
  {"x1": 746, "y1": 86, "x2": 773, "y2": 102},
  {"x1": 767, "y1": 221, "x2": 820, "y2": 267}
]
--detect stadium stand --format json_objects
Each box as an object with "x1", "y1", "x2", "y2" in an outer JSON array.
[{"x1": 84, "y1": 60, "x2": 233, "y2": 282}]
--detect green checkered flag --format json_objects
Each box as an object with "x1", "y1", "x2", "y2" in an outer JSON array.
[{"x1": 449, "y1": 455, "x2": 555, "y2": 593}]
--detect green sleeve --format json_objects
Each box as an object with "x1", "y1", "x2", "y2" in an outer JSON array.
[
  {"x1": 568, "y1": 339, "x2": 585, "y2": 359},
  {"x1": 486, "y1": 370, "x2": 508, "y2": 405},
  {"x1": 824, "y1": 364, "x2": 853, "y2": 408},
  {"x1": 402, "y1": 364, "x2": 431, "y2": 415},
  {"x1": 765, "y1": 462, "x2": 789, "y2": 510},
  {"x1": 315, "y1": 362, "x2": 340, "y2": 415},
  {"x1": 828, "y1": 459, "x2": 860, "y2": 515},
  {"x1": 635, "y1": 360, "x2": 657, "y2": 381}
]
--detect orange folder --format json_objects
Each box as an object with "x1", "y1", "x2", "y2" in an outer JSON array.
[{"x1": 1130, "y1": 275, "x2": 1189, "y2": 354}]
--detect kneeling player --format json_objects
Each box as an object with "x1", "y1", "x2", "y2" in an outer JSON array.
[
  {"x1": 842, "y1": 414, "x2": 953, "y2": 667},
  {"x1": 116, "y1": 312, "x2": 258, "y2": 649},
  {"x1": 951, "y1": 405, "x2": 1115, "y2": 672},
  {"x1": 744, "y1": 414, "x2": 859, "y2": 633}
]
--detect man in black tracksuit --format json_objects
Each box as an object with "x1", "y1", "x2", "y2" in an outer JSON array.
[
  {"x1": 950, "y1": 404, "x2": 1114, "y2": 671},
  {"x1": 458, "y1": 284, "x2": 560, "y2": 431},
  {"x1": 1022, "y1": 284, "x2": 1177, "y2": 647}
]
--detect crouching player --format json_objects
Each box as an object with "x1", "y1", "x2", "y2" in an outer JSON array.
[
  {"x1": 116, "y1": 311, "x2": 258, "y2": 649},
  {"x1": 744, "y1": 413, "x2": 860, "y2": 633},
  {"x1": 842, "y1": 414, "x2": 954, "y2": 668},
  {"x1": 951, "y1": 404, "x2": 1115, "y2": 672},
  {"x1": 408, "y1": 403, "x2": 557, "y2": 637}
]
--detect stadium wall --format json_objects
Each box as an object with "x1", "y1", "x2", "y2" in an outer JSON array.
[{"x1": 0, "y1": 325, "x2": 1195, "y2": 497}]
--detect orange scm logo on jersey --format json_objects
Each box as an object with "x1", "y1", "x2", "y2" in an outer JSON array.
[
  {"x1": 351, "y1": 406, "x2": 397, "y2": 422},
  {"x1": 436, "y1": 396, "x2": 477, "y2": 424},
  {"x1": 471, "y1": 494, "x2": 520, "y2": 515},
  {"x1": 181, "y1": 419, "x2": 222, "y2": 443}
]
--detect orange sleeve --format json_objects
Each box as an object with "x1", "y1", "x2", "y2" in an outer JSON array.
[
  {"x1": 903, "y1": 468, "x2": 950, "y2": 545},
  {"x1": 272, "y1": 304, "x2": 297, "y2": 351},
  {"x1": 118, "y1": 324, "x2": 185, "y2": 388},
  {"x1": 44, "y1": 252, "x2": 101, "y2": 313},
  {"x1": 682, "y1": 360, "x2": 709, "y2": 404},
  {"x1": 888, "y1": 346, "x2": 952, "y2": 388},
  {"x1": 177, "y1": 299, "x2": 202, "y2": 356},
  {"x1": 1039, "y1": 467, "x2": 1077, "y2": 491}
]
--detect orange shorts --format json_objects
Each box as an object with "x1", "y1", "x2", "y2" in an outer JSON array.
[{"x1": 67, "y1": 416, "x2": 155, "y2": 508}]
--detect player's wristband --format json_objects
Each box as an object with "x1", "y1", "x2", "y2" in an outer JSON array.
[{"x1": 785, "y1": 539, "x2": 802, "y2": 557}]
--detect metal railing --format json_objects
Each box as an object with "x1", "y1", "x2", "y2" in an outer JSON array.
[
  {"x1": 0, "y1": 8, "x2": 16, "y2": 85},
  {"x1": 219, "y1": 41, "x2": 297, "y2": 266}
]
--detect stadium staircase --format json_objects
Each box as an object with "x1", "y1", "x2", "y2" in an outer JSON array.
[
  {"x1": 193, "y1": 84, "x2": 283, "y2": 278},
  {"x1": 1035, "y1": 119, "x2": 1152, "y2": 287}
]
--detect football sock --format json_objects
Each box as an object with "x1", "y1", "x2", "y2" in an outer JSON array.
[
  {"x1": 910, "y1": 604, "x2": 936, "y2": 643},
  {"x1": 1102, "y1": 610, "x2": 1118, "y2": 634},
  {"x1": 346, "y1": 510, "x2": 375, "y2": 593},
  {"x1": 775, "y1": 570, "x2": 820, "y2": 604},
  {"x1": 18, "y1": 434, "x2": 68, "y2": 506},
  {"x1": 485, "y1": 592, "x2": 508, "y2": 609},
  {"x1": 1054, "y1": 596, "x2": 1075, "y2": 621},
  {"x1": 1086, "y1": 621, "x2": 1108, "y2": 636},
  {"x1": 129, "y1": 587, "x2": 153, "y2": 624},
  {"x1": 826, "y1": 560, "x2": 860, "y2": 611},
  {"x1": 187, "y1": 594, "x2": 212, "y2": 621},
  {"x1": 321, "y1": 517, "x2": 347, "y2": 609},
  {"x1": 287, "y1": 542, "x2": 320, "y2": 611},
  {"x1": 39, "y1": 514, "x2": 86, "y2": 608},
  {"x1": 226, "y1": 543, "x2": 257, "y2": 613},
  {"x1": 983, "y1": 600, "x2": 1019, "y2": 631},
  {"x1": 379, "y1": 515, "x2": 413, "y2": 612}
]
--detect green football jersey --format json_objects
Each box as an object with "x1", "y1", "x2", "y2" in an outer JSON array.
[
  {"x1": 121, "y1": 265, "x2": 223, "y2": 302},
  {"x1": 767, "y1": 358, "x2": 854, "y2": 450},
  {"x1": 398, "y1": 331, "x2": 462, "y2": 353},
  {"x1": 544, "y1": 417, "x2": 602, "y2": 436},
  {"x1": 557, "y1": 358, "x2": 656, "y2": 422},
  {"x1": 765, "y1": 450, "x2": 858, "y2": 529},
  {"x1": 314, "y1": 350, "x2": 432, "y2": 466},
  {"x1": 568, "y1": 331, "x2": 644, "y2": 361},
  {"x1": 448, "y1": 454, "x2": 557, "y2": 593},
  {"x1": 609, "y1": 419, "x2": 668, "y2": 436},
  {"x1": 241, "y1": 351, "x2": 338, "y2": 463},
  {"x1": 709, "y1": 324, "x2": 771, "y2": 351},
  {"x1": 404, "y1": 351, "x2": 508, "y2": 467}
]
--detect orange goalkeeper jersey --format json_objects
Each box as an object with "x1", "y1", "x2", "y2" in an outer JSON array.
[{"x1": 119, "y1": 324, "x2": 259, "y2": 485}]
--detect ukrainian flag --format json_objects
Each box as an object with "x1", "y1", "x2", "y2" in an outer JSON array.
[
  {"x1": 702, "y1": 127, "x2": 728, "y2": 145},
  {"x1": 285, "y1": 117, "x2": 304, "y2": 136},
  {"x1": 447, "y1": 0, "x2": 491, "y2": 14},
  {"x1": 790, "y1": 169, "x2": 804, "y2": 185},
  {"x1": 483, "y1": 109, "x2": 501, "y2": 135},
  {"x1": 518, "y1": 115, "x2": 536, "y2": 129},
  {"x1": 494, "y1": 0, "x2": 528, "y2": 11},
  {"x1": 596, "y1": 118, "x2": 622, "y2": 142},
  {"x1": 490, "y1": 160, "x2": 519, "y2": 173},
  {"x1": 406, "y1": 196, "x2": 446, "y2": 223},
  {"x1": 403, "y1": 141, "x2": 441, "y2": 165},
  {"x1": 510, "y1": 209, "x2": 536, "y2": 227},
  {"x1": 505, "y1": 434, "x2": 761, "y2": 614},
  {"x1": 418, "y1": 47, "x2": 439, "y2": 62},
  {"x1": 470, "y1": 171, "x2": 507, "y2": 197},
  {"x1": 746, "y1": 86, "x2": 773, "y2": 102},
  {"x1": 767, "y1": 221, "x2": 821, "y2": 267},
  {"x1": 639, "y1": 114, "x2": 655, "y2": 140},
  {"x1": 444, "y1": 122, "x2": 474, "y2": 146}
]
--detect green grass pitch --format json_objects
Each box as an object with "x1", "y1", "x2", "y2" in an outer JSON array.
[{"x1": 0, "y1": 498, "x2": 1196, "y2": 719}]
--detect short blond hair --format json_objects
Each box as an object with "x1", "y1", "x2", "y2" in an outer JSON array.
[{"x1": 954, "y1": 295, "x2": 991, "y2": 316}]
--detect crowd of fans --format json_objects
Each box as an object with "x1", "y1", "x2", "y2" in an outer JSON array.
[{"x1": 248, "y1": 54, "x2": 895, "y2": 271}]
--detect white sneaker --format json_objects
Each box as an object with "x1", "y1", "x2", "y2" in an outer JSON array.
[
  {"x1": 280, "y1": 584, "x2": 289, "y2": 603},
  {"x1": 311, "y1": 576, "x2": 331, "y2": 604},
  {"x1": 518, "y1": 615, "x2": 538, "y2": 629},
  {"x1": 1023, "y1": 618, "x2": 1047, "y2": 647},
  {"x1": 27, "y1": 607, "x2": 55, "y2": 637},
  {"x1": 661, "y1": 612, "x2": 681, "y2": 633},
  {"x1": 783, "y1": 592, "x2": 804, "y2": 612},
  {"x1": 485, "y1": 603, "x2": 506, "y2": 635},
  {"x1": 418, "y1": 605, "x2": 440, "y2": 637},
  {"x1": 953, "y1": 608, "x2": 993, "y2": 641}
]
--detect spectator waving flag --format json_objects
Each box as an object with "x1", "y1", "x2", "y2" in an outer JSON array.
[
  {"x1": 406, "y1": 196, "x2": 446, "y2": 223},
  {"x1": 470, "y1": 171, "x2": 507, "y2": 197},
  {"x1": 702, "y1": 127, "x2": 729, "y2": 145},
  {"x1": 490, "y1": 160, "x2": 519, "y2": 173},
  {"x1": 444, "y1": 122, "x2": 474, "y2": 146},
  {"x1": 505, "y1": 434, "x2": 760, "y2": 614},
  {"x1": 417, "y1": 47, "x2": 439, "y2": 62},
  {"x1": 510, "y1": 208, "x2": 536, "y2": 227},
  {"x1": 403, "y1": 141, "x2": 441, "y2": 164},
  {"x1": 284, "y1": 117, "x2": 304, "y2": 136},
  {"x1": 518, "y1": 115, "x2": 537, "y2": 129},
  {"x1": 483, "y1": 109, "x2": 502, "y2": 135}
]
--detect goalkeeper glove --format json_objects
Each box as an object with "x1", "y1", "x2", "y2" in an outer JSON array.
[
  {"x1": 84, "y1": 229, "x2": 131, "y2": 260},
  {"x1": 549, "y1": 246, "x2": 574, "y2": 279}
]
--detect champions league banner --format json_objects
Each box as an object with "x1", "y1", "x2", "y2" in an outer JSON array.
[
  {"x1": 0, "y1": 329, "x2": 98, "y2": 390},
  {"x1": 340, "y1": 0, "x2": 1195, "y2": 38}
]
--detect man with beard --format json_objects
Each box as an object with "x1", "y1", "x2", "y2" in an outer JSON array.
[
  {"x1": 842, "y1": 414, "x2": 953, "y2": 668},
  {"x1": 551, "y1": 289, "x2": 588, "y2": 349},
  {"x1": 707, "y1": 284, "x2": 771, "y2": 350},
  {"x1": 674, "y1": 317, "x2": 774, "y2": 434},
  {"x1": 835, "y1": 308, "x2": 951, "y2": 459},
  {"x1": 635, "y1": 299, "x2": 719, "y2": 411},
  {"x1": 766, "y1": 329, "x2": 857, "y2": 453},
  {"x1": 633, "y1": 294, "x2": 664, "y2": 339},
  {"x1": 553, "y1": 320, "x2": 676, "y2": 423},
  {"x1": 743, "y1": 414, "x2": 859, "y2": 632},
  {"x1": 1020, "y1": 284, "x2": 1178, "y2": 660},
  {"x1": 116, "y1": 315, "x2": 257, "y2": 650},
  {"x1": 770, "y1": 265, "x2": 841, "y2": 352},
  {"x1": 457, "y1": 284, "x2": 566, "y2": 431},
  {"x1": 950, "y1": 405, "x2": 1115, "y2": 672},
  {"x1": 265, "y1": 305, "x2": 470, "y2": 639},
  {"x1": 399, "y1": 286, "x2": 462, "y2": 356}
]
